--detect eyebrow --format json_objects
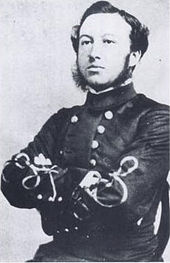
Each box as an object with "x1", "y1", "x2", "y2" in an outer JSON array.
[
  {"x1": 79, "y1": 34, "x2": 93, "y2": 40},
  {"x1": 102, "y1": 34, "x2": 118, "y2": 39},
  {"x1": 79, "y1": 33, "x2": 118, "y2": 41}
]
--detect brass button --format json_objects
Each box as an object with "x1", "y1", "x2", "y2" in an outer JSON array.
[
  {"x1": 91, "y1": 140, "x2": 99, "y2": 149},
  {"x1": 89, "y1": 159, "x2": 96, "y2": 167},
  {"x1": 37, "y1": 194, "x2": 43, "y2": 200},
  {"x1": 58, "y1": 196, "x2": 63, "y2": 202},
  {"x1": 48, "y1": 196, "x2": 54, "y2": 202},
  {"x1": 104, "y1": 110, "x2": 113, "y2": 120},
  {"x1": 71, "y1": 115, "x2": 78, "y2": 123},
  {"x1": 97, "y1": 125, "x2": 105, "y2": 134}
]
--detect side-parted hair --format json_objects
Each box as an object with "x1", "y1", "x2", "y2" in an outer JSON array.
[{"x1": 71, "y1": 1, "x2": 149, "y2": 58}]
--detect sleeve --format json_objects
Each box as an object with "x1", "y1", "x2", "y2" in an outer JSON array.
[
  {"x1": 1, "y1": 109, "x2": 71, "y2": 208},
  {"x1": 71, "y1": 106, "x2": 169, "y2": 223}
]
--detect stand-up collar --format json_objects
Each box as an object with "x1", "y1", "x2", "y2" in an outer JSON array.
[{"x1": 85, "y1": 83, "x2": 137, "y2": 111}]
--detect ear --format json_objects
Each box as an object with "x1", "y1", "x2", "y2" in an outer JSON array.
[
  {"x1": 129, "y1": 51, "x2": 141, "y2": 67},
  {"x1": 71, "y1": 25, "x2": 80, "y2": 53}
]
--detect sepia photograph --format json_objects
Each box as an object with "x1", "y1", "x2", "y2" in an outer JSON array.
[{"x1": 0, "y1": 0, "x2": 169, "y2": 261}]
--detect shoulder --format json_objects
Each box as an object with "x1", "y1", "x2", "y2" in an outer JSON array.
[
  {"x1": 117, "y1": 94, "x2": 169, "y2": 129},
  {"x1": 133, "y1": 94, "x2": 169, "y2": 134},
  {"x1": 117, "y1": 94, "x2": 169, "y2": 138},
  {"x1": 132, "y1": 94, "x2": 169, "y2": 113},
  {"x1": 129, "y1": 94, "x2": 169, "y2": 124},
  {"x1": 136, "y1": 94, "x2": 169, "y2": 118}
]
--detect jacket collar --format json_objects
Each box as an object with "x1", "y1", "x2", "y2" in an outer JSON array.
[{"x1": 85, "y1": 82, "x2": 137, "y2": 111}]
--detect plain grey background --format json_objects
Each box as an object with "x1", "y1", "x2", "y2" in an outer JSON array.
[{"x1": 0, "y1": 0, "x2": 169, "y2": 261}]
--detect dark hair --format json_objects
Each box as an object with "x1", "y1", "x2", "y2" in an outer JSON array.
[{"x1": 71, "y1": 1, "x2": 149, "y2": 58}]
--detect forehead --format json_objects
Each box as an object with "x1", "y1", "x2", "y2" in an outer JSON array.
[{"x1": 80, "y1": 13, "x2": 131, "y2": 40}]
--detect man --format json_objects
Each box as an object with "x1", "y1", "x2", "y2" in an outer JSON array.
[{"x1": 1, "y1": 1, "x2": 169, "y2": 261}]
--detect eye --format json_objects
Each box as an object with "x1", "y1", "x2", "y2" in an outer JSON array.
[
  {"x1": 103, "y1": 39, "x2": 116, "y2": 44},
  {"x1": 80, "y1": 40, "x2": 92, "y2": 46}
]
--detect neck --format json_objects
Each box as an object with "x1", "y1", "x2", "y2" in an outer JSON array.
[{"x1": 88, "y1": 78, "x2": 133, "y2": 95}]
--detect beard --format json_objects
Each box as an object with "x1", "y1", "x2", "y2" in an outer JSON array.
[{"x1": 72, "y1": 55, "x2": 133, "y2": 92}]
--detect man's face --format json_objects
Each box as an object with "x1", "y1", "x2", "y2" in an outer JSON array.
[{"x1": 77, "y1": 13, "x2": 132, "y2": 91}]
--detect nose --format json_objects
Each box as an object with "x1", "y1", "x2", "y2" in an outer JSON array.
[{"x1": 88, "y1": 42, "x2": 101, "y2": 61}]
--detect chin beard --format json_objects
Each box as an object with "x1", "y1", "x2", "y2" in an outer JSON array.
[{"x1": 72, "y1": 55, "x2": 133, "y2": 92}]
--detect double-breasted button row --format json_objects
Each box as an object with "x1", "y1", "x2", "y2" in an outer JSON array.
[
  {"x1": 69, "y1": 111, "x2": 113, "y2": 169},
  {"x1": 89, "y1": 111, "x2": 114, "y2": 168}
]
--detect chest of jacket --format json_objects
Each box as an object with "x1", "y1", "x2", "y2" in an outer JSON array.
[{"x1": 57, "y1": 95, "x2": 148, "y2": 176}]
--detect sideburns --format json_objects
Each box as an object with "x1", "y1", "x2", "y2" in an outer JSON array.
[{"x1": 71, "y1": 59, "x2": 88, "y2": 92}]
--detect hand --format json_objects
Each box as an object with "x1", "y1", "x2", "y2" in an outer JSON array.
[
  {"x1": 14, "y1": 152, "x2": 68, "y2": 202},
  {"x1": 79, "y1": 171, "x2": 101, "y2": 189},
  {"x1": 70, "y1": 171, "x2": 102, "y2": 221}
]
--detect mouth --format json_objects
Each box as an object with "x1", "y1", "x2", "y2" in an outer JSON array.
[{"x1": 87, "y1": 65, "x2": 105, "y2": 70}]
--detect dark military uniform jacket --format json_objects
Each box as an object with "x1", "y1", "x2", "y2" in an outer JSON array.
[{"x1": 1, "y1": 83, "x2": 169, "y2": 262}]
